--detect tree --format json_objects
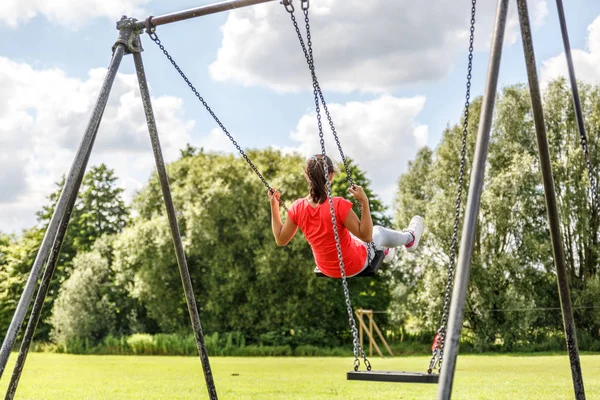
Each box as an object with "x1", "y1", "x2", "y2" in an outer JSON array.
[
  {"x1": 180, "y1": 143, "x2": 199, "y2": 159},
  {"x1": 0, "y1": 233, "x2": 14, "y2": 334},
  {"x1": 0, "y1": 228, "x2": 46, "y2": 339},
  {"x1": 0, "y1": 233, "x2": 8, "y2": 264},
  {"x1": 331, "y1": 158, "x2": 391, "y2": 227},
  {"x1": 543, "y1": 78, "x2": 600, "y2": 336},
  {"x1": 394, "y1": 79, "x2": 600, "y2": 348},
  {"x1": 38, "y1": 164, "x2": 129, "y2": 252},
  {"x1": 50, "y1": 238, "x2": 118, "y2": 349},
  {"x1": 0, "y1": 164, "x2": 130, "y2": 341},
  {"x1": 114, "y1": 149, "x2": 393, "y2": 345}
]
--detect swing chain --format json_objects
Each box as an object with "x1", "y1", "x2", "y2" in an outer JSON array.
[
  {"x1": 427, "y1": 0, "x2": 476, "y2": 375},
  {"x1": 289, "y1": 5, "x2": 355, "y2": 188},
  {"x1": 300, "y1": 8, "x2": 356, "y2": 190},
  {"x1": 300, "y1": 0, "x2": 377, "y2": 264},
  {"x1": 323, "y1": 151, "x2": 368, "y2": 371},
  {"x1": 147, "y1": 31, "x2": 288, "y2": 212},
  {"x1": 285, "y1": 1, "x2": 369, "y2": 370},
  {"x1": 582, "y1": 134, "x2": 600, "y2": 224},
  {"x1": 578, "y1": 128, "x2": 600, "y2": 233},
  {"x1": 286, "y1": 2, "x2": 376, "y2": 261}
]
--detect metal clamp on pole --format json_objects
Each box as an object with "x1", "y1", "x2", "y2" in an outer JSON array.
[
  {"x1": 145, "y1": 16, "x2": 156, "y2": 37},
  {"x1": 113, "y1": 16, "x2": 144, "y2": 54},
  {"x1": 281, "y1": 0, "x2": 294, "y2": 13},
  {"x1": 145, "y1": 16, "x2": 155, "y2": 33}
]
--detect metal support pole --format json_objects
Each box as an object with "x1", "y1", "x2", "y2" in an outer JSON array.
[
  {"x1": 555, "y1": 0, "x2": 600, "y2": 214},
  {"x1": 516, "y1": 0, "x2": 586, "y2": 398},
  {"x1": 437, "y1": 0, "x2": 509, "y2": 398},
  {"x1": 134, "y1": 0, "x2": 276, "y2": 30},
  {"x1": 4, "y1": 106, "x2": 105, "y2": 400},
  {"x1": 132, "y1": 50, "x2": 218, "y2": 400},
  {"x1": 555, "y1": 0, "x2": 586, "y2": 141},
  {"x1": 0, "y1": 45, "x2": 126, "y2": 380}
]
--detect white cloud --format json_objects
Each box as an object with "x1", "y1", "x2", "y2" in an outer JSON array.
[
  {"x1": 0, "y1": 0, "x2": 149, "y2": 28},
  {"x1": 0, "y1": 53, "x2": 428, "y2": 233},
  {"x1": 286, "y1": 95, "x2": 428, "y2": 207},
  {"x1": 0, "y1": 57, "x2": 194, "y2": 233},
  {"x1": 541, "y1": 15, "x2": 600, "y2": 86},
  {"x1": 532, "y1": 1, "x2": 549, "y2": 27},
  {"x1": 209, "y1": 0, "x2": 548, "y2": 93},
  {"x1": 197, "y1": 128, "x2": 237, "y2": 154}
]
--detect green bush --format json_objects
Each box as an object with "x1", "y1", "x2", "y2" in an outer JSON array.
[
  {"x1": 50, "y1": 250, "x2": 117, "y2": 348},
  {"x1": 127, "y1": 334, "x2": 155, "y2": 355},
  {"x1": 100, "y1": 335, "x2": 130, "y2": 355},
  {"x1": 30, "y1": 328, "x2": 600, "y2": 357},
  {"x1": 63, "y1": 337, "x2": 92, "y2": 354},
  {"x1": 577, "y1": 330, "x2": 600, "y2": 353},
  {"x1": 30, "y1": 342, "x2": 61, "y2": 353}
]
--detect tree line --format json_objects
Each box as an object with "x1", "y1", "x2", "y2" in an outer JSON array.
[{"x1": 0, "y1": 78, "x2": 599, "y2": 353}]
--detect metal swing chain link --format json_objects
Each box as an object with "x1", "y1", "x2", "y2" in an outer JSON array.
[
  {"x1": 147, "y1": 31, "x2": 288, "y2": 212},
  {"x1": 579, "y1": 132, "x2": 600, "y2": 235},
  {"x1": 324, "y1": 156, "x2": 369, "y2": 371},
  {"x1": 302, "y1": 10, "x2": 354, "y2": 188},
  {"x1": 284, "y1": 0, "x2": 370, "y2": 371},
  {"x1": 285, "y1": 2, "x2": 375, "y2": 261},
  {"x1": 427, "y1": 0, "x2": 477, "y2": 375},
  {"x1": 299, "y1": 5, "x2": 376, "y2": 262}
]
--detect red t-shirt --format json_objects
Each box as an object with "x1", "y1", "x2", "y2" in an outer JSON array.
[
  {"x1": 432, "y1": 334, "x2": 441, "y2": 352},
  {"x1": 287, "y1": 197, "x2": 367, "y2": 278}
]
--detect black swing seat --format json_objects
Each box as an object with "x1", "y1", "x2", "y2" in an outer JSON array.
[
  {"x1": 313, "y1": 250, "x2": 385, "y2": 278},
  {"x1": 347, "y1": 370, "x2": 439, "y2": 384}
]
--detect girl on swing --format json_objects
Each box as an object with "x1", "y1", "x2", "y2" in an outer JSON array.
[{"x1": 268, "y1": 154, "x2": 424, "y2": 278}]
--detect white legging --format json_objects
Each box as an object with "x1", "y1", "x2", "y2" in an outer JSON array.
[
  {"x1": 371, "y1": 225, "x2": 413, "y2": 251},
  {"x1": 349, "y1": 226, "x2": 413, "y2": 276}
]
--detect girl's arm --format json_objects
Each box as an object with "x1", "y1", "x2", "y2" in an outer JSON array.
[
  {"x1": 343, "y1": 186, "x2": 373, "y2": 242},
  {"x1": 269, "y1": 189, "x2": 298, "y2": 246}
]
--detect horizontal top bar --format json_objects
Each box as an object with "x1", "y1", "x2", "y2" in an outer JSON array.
[{"x1": 135, "y1": 0, "x2": 278, "y2": 30}]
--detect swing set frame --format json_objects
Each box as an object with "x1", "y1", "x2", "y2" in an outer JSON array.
[{"x1": 0, "y1": 0, "x2": 591, "y2": 399}]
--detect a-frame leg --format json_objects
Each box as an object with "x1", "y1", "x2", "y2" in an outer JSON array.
[
  {"x1": 0, "y1": 44, "x2": 126, "y2": 385},
  {"x1": 437, "y1": 0, "x2": 510, "y2": 398},
  {"x1": 516, "y1": 0, "x2": 585, "y2": 397},
  {"x1": 4, "y1": 104, "x2": 112, "y2": 400},
  {"x1": 132, "y1": 34, "x2": 218, "y2": 400}
]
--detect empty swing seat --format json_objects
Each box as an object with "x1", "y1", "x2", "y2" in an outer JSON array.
[
  {"x1": 313, "y1": 250, "x2": 385, "y2": 278},
  {"x1": 347, "y1": 370, "x2": 439, "y2": 384}
]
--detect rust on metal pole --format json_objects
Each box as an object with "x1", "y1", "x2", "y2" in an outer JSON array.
[
  {"x1": 135, "y1": 0, "x2": 277, "y2": 30},
  {"x1": 0, "y1": 43, "x2": 126, "y2": 383},
  {"x1": 133, "y1": 49, "x2": 218, "y2": 400},
  {"x1": 516, "y1": 0, "x2": 586, "y2": 398},
  {"x1": 437, "y1": 0, "x2": 509, "y2": 398}
]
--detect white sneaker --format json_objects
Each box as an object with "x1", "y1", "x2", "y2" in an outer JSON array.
[
  {"x1": 383, "y1": 247, "x2": 395, "y2": 263},
  {"x1": 404, "y1": 216, "x2": 424, "y2": 252}
]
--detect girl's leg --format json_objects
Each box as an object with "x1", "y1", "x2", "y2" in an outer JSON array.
[
  {"x1": 372, "y1": 216, "x2": 424, "y2": 253},
  {"x1": 351, "y1": 216, "x2": 423, "y2": 271},
  {"x1": 372, "y1": 225, "x2": 413, "y2": 250}
]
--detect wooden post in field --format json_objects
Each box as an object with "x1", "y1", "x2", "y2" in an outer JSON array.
[
  {"x1": 354, "y1": 309, "x2": 394, "y2": 358},
  {"x1": 369, "y1": 312, "x2": 373, "y2": 356}
]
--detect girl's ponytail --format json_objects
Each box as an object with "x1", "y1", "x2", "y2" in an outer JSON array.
[{"x1": 305, "y1": 154, "x2": 336, "y2": 204}]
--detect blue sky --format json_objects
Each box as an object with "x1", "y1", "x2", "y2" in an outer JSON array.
[{"x1": 1, "y1": 0, "x2": 600, "y2": 233}]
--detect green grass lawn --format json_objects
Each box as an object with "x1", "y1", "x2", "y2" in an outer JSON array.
[{"x1": 0, "y1": 353, "x2": 598, "y2": 399}]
